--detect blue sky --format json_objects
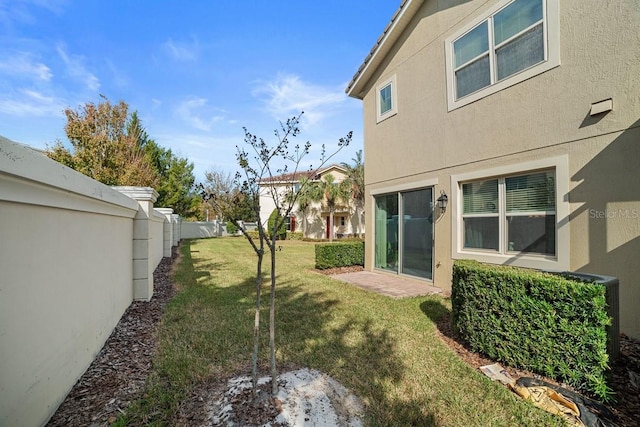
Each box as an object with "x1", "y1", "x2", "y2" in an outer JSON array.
[{"x1": 0, "y1": 1, "x2": 399, "y2": 181}]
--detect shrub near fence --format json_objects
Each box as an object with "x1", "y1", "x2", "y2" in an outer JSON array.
[
  {"x1": 286, "y1": 231, "x2": 303, "y2": 240},
  {"x1": 315, "y1": 241, "x2": 364, "y2": 269},
  {"x1": 451, "y1": 259, "x2": 612, "y2": 400}
]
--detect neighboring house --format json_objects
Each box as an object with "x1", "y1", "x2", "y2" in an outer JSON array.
[
  {"x1": 258, "y1": 165, "x2": 364, "y2": 239},
  {"x1": 346, "y1": 0, "x2": 640, "y2": 340}
]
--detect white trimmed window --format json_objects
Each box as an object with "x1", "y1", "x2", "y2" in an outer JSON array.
[
  {"x1": 462, "y1": 170, "x2": 556, "y2": 255},
  {"x1": 445, "y1": 0, "x2": 560, "y2": 110},
  {"x1": 376, "y1": 74, "x2": 397, "y2": 123},
  {"x1": 451, "y1": 156, "x2": 569, "y2": 271}
]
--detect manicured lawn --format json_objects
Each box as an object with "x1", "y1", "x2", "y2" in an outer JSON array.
[{"x1": 122, "y1": 238, "x2": 562, "y2": 426}]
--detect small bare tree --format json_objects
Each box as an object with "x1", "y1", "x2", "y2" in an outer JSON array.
[{"x1": 200, "y1": 112, "x2": 351, "y2": 398}]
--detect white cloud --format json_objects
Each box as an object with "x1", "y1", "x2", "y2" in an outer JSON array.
[
  {"x1": 0, "y1": 52, "x2": 52, "y2": 81},
  {"x1": 252, "y1": 74, "x2": 349, "y2": 127},
  {"x1": 0, "y1": 88, "x2": 63, "y2": 117},
  {"x1": 56, "y1": 44, "x2": 100, "y2": 91},
  {"x1": 163, "y1": 36, "x2": 199, "y2": 61},
  {"x1": 175, "y1": 97, "x2": 225, "y2": 132}
]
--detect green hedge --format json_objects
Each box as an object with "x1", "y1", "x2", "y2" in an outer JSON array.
[
  {"x1": 245, "y1": 230, "x2": 260, "y2": 240},
  {"x1": 226, "y1": 221, "x2": 238, "y2": 235},
  {"x1": 267, "y1": 208, "x2": 287, "y2": 240},
  {"x1": 452, "y1": 259, "x2": 612, "y2": 400},
  {"x1": 286, "y1": 231, "x2": 303, "y2": 240},
  {"x1": 242, "y1": 230, "x2": 302, "y2": 241},
  {"x1": 315, "y1": 241, "x2": 364, "y2": 269}
]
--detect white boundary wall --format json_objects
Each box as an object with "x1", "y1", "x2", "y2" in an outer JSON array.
[
  {"x1": 0, "y1": 139, "x2": 180, "y2": 426},
  {"x1": 181, "y1": 220, "x2": 221, "y2": 238}
]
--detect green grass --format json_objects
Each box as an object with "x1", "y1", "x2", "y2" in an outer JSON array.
[{"x1": 120, "y1": 238, "x2": 563, "y2": 426}]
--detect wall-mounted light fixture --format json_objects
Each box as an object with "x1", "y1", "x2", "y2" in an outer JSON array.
[{"x1": 437, "y1": 190, "x2": 448, "y2": 212}]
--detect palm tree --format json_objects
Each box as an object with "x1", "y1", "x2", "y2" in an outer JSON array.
[
  {"x1": 341, "y1": 150, "x2": 365, "y2": 237},
  {"x1": 314, "y1": 173, "x2": 350, "y2": 242}
]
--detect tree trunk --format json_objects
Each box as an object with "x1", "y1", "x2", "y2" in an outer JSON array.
[
  {"x1": 251, "y1": 251, "x2": 263, "y2": 399},
  {"x1": 269, "y1": 240, "x2": 278, "y2": 396},
  {"x1": 328, "y1": 208, "x2": 335, "y2": 242},
  {"x1": 302, "y1": 211, "x2": 307, "y2": 238}
]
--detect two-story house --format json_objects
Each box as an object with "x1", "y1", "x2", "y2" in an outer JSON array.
[
  {"x1": 346, "y1": 0, "x2": 639, "y2": 340},
  {"x1": 258, "y1": 164, "x2": 364, "y2": 239}
]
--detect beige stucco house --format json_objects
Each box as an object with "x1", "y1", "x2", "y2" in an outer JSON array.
[
  {"x1": 259, "y1": 165, "x2": 364, "y2": 239},
  {"x1": 346, "y1": 0, "x2": 639, "y2": 340}
]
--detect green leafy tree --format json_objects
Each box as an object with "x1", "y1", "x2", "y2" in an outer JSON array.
[
  {"x1": 199, "y1": 112, "x2": 351, "y2": 399},
  {"x1": 47, "y1": 97, "x2": 200, "y2": 218},
  {"x1": 226, "y1": 221, "x2": 238, "y2": 235},
  {"x1": 47, "y1": 96, "x2": 159, "y2": 187},
  {"x1": 202, "y1": 167, "x2": 258, "y2": 222},
  {"x1": 131, "y1": 119, "x2": 200, "y2": 218},
  {"x1": 267, "y1": 208, "x2": 286, "y2": 240},
  {"x1": 156, "y1": 152, "x2": 200, "y2": 219},
  {"x1": 284, "y1": 175, "x2": 320, "y2": 237},
  {"x1": 340, "y1": 150, "x2": 365, "y2": 237}
]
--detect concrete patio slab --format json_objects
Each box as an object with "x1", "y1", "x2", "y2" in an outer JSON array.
[{"x1": 330, "y1": 270, "x2": 444, "y2": 298}]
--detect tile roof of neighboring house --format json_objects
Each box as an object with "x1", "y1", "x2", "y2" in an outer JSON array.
[
  {"x1": 258, "y1": 164, "x2": 345, "y2": 184},
  {"x1": 345, "y1": 0, "x2": 424, "y2": 99}
]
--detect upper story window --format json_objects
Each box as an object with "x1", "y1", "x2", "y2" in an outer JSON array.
[
  {"x1": 376, "y1": 74, "x2": 397, "y2": 123},
  {"x1": 380, "y1": 83, "x2": 392, "y2": 114},
  {"x1": 445, "y1": 0, "x2": 559, "y2": 110}
]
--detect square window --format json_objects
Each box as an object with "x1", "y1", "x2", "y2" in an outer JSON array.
[
  {"x1": 506, "y1": 214, "x2": 555, "y2": 254},
  {"x1": 464, "y1": 217, "x2": 499, "y2": 250}
]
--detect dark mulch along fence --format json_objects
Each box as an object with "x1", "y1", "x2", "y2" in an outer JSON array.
[{"x1": 46, "y1": 248, "x2": 178, "y2": 427}]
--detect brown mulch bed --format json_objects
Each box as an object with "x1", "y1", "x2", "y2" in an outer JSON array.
[
  {"x1": 46, "y1": 257, "x2": 639, "y2": 426},
  {"x1": 435, "y1": 312, "x2": 640, "y2": 427},
  {"x1": 46, "y1": 248, "x2": 178, "y2": 427},
  {"x1": 316, "y1": 265, "x2": 365, "y2": 275}
]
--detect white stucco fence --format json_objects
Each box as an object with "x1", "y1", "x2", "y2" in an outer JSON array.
[
  {"x1": 0, "y1": 139, "x2": 181, "y2": 427},
  {"x1": 181, "y1": 220, "x2": 221, "y2": 238}
]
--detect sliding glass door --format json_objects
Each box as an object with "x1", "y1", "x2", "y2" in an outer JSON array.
[
  {"x1": 374, "y1": 194, "x2": 398, "y2": 272},
  {"x1": 374, "y1": 188, "x2": 434, "y2": 280},
  {"x1": 401, "y1": 188, "x2": 433, "y2": 279}
]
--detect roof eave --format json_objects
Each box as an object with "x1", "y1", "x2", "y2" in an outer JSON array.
[{"x1": 345, "y1": 0, "x2": 425, "y2": 100}]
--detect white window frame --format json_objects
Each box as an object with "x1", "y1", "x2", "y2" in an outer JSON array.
[
  {"x1": 445, "y1": 0, "x2": 560, "y2": 111},
  {"x1": 375, "y1": 74, "x2": 397, "y2": 123},
  {"x1": 451, "y1": 155, "x2": 569, "y2": 271}
]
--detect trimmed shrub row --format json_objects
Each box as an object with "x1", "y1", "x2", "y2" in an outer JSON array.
[
  {"x1": 287, "y1": 231, "x2": 303, "y2": 240},
  {"x1": 226, "y1": 221, "x2": 238, "y2": 235},
  {"x1": 452, "y1": 259, "x2": 612, "y2": 400},
  {"x1": 315, "y1": 241, "x2": 364, "y2": 270}
]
